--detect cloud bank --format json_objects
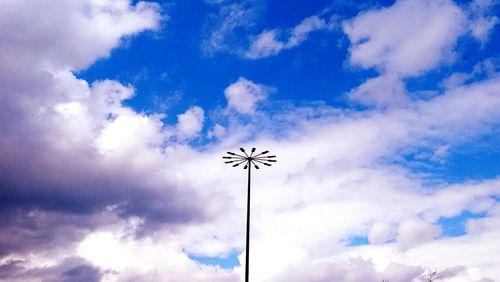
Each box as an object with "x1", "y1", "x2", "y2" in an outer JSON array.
[{"x1": 0, "y1": 0, "x2": 499, "y2": 281}]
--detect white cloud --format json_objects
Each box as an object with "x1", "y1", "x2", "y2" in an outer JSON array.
[
  {"x1": 76, "y1": 228, "x2": 239, "y2": 282},
  {"x1": 202, "y1": 3, "x2": 330, "y2": 59},
  {"x1": 201, "y1": 0, "x2": 259, "y2": 56},
  {"x1": 0, "y1": 0, "x2": 161, "y2": 71},
  {"x1": 153, "y1": 74, "x2": 500, "y2": 282},
  {"x1": 0, "y1": 1, "x2": 226, "y2": 280},
  {"x1": 96, "y1": 113, "x2": 164, "y2": 155},
  {"x1": 119, "y1": 73, "x2": 497, "y2": 281},
  {"x1": 343, "y1": 0, "x2": 499, "y2": 109},
  {"x1": 368, "y1": 221, "x2": 396, "y2": 244},
  {"x1": 245, "y1": 16, "x2": 328, "y2": 59},
  {"x1": 272, "y1": 258, "x2": 382, "y2": 282},
  {"x1": 215, "y1": 76, "x2": 500, "y2": 281},
  {"x1": 396, "y1": 218, "x2": 442, "y2": 246},
  {"x1": 467, "y1": 0, "x2": 499, "y2": 43},
  {"x1": 343, "y1": 0, "x2": 467, "y2": 76},
  {"x1": 348, "y1": 75, "x2": 409, "y2": 108},
  {"x1": 287, "y1": 16, "x2": 329, "y2": 47},
  {"x1": 224, "y1": 77, "x2": 269, "y2": 114},
  {"x1": 469, "y1": 16, "x2": 498, "y2": 42},
  {"x1": 176, "y1": 106, "x2": 205, "y2": 139},
  {"x1": 382, "y1": 263, "x2": 424, "y2": 281},
  {"x1": 245, "y1": 30, "x2": 285, "y2": 59},
  {"x1": 208, "y1": 123, "x2": 227, "y2": 139},
  {"x1": 441, "y1": 72, "x2": 472, "y2": 90}
]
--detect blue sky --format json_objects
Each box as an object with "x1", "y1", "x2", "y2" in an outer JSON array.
[
  {"x1": 78, "y1": 1, "x2": 378, "y2": 119},
  {"x1": 1, "y1": 0, "x2": 500, "y2": 281}
]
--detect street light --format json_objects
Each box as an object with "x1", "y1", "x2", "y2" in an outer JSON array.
[{"x1": 223, "y1": 148, "x2": 276, "y2": 282}]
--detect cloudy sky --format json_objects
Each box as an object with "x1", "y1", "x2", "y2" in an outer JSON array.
[{"x1": 1, "y1": 0, "x2": 499, "y2": 281}]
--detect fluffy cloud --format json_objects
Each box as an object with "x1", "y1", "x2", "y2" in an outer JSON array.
[
  {"x1": 0, "y1": 0, "x2": 220, "y2": 277},
  {"x1": 367, "y1": 221, "x2": 395, "y2": 244},
  {"x1": 0, "y1": 0, "x2": 243, "y2": 279},
  {"x1": 343, "y1": 0, "x2": 467, "y2": 77},
  {"x1": 75, "y1": 229, "x2": 239, "y2": 281},
  {"x1": 172, "y1": 74, "x2": 500, "y2": 281},
  {"x1": 348, "y1": 75, "x2": 409, "y2": 108},
  {"x1": 176, "y1": 106, "x2": 205, "y2": 139},
  {"x1": 0, "y1": 0, "x2": 161, "y2": 72},
  {"x1": 224, "y1": 77, "x2": 269, "y2": 114},
  {"x1": 343, "y1": 0, "x2": 499, "y2": 109},
  {"x1": 396, "y1": 219, "x2": 442, "y2": 246},
  {"x1": 239, "y1": 76, "x2": 500, "y2": 281}
]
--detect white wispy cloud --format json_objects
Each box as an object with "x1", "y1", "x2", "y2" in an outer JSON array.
[
  {"x1": 245, "y1": 16, "x2": 329, "y2": 59},
  {"x1": 467, "y1": 0, "x2": 499, "y2": 43},
  {"x1": 201, "y1": 1, "x2": 334, "y2": 59},
  {"x1": 201, "y1": 0, "x2": 260, "y2": 56}
]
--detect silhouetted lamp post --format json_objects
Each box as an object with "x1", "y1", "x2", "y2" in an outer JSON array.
[{"x1": 223, "y1": 148, "x2": 276, "y2": 282}]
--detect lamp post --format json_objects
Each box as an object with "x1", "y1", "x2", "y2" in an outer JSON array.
[{"x1": 223, "y1": 148, "x2": 276, "y2": 282}]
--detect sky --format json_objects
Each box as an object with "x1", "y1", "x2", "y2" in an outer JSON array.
[{"x1": 0, "y1": 0, "x2": 499, "y2": 281}]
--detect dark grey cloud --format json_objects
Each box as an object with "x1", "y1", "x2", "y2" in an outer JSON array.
[
  {"x1": 0, "y1": 257, "x2": 102, "y2": 282},
  {"x1": 0, "y1": 135, "x2": 215, "y2": 255},
  {"x1": 0, "y1": 0, "x2": 222, "y2": 260},
  {"x1": 0, "y1": 260, "x2": 24, "y2": 279}
]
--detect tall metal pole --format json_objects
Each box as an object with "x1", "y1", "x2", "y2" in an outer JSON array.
[
  {"x1": 245, "y1": 162, "x2": 251, "y2": 282},
  {"x1": 222, "y1": 148, "x2": 276, "y2": 282}
]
